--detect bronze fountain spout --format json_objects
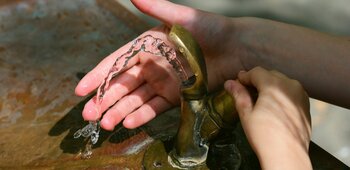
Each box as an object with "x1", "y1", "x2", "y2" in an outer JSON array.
[{"x1": 143, "y1": 25, "x2": 238, "y2": 169}]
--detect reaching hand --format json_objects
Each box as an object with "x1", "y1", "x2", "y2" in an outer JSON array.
[
  {"x1": 225, "y1": 67, "x2": 312, "y2": 170},
  {"x1": 75, "y1": 27, "x2": 182, "y2": 130},
  {"x1": 75, "y1": 0, "x2": 243, "y2": 130}
]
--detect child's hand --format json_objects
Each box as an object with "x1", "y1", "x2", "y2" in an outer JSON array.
[{"x1": 225, "y1": 67, "x2": 312, "y2": 170}]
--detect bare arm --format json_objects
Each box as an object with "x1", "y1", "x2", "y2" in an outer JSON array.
[
  {"x1": 231, "y1": 17, "x2": 350, "y2": 108},
  {"x1": 76, "y1": 0, "x2": 350, "y2": 130},
  {"x1": 131, "y1": 0, "x2": 350, "y2": 108}
]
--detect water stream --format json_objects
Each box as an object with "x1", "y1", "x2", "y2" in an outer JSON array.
[{"x1": 74, "y1": 35, "x2": 188, "y2": 158}]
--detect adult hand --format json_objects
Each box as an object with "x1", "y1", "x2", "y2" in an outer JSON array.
[
  {"x1": 75, "y1": 0, "x2": 242, "y2": 130},
  {"x1": 225, "y1": 67, "x2": 312, "y2": 170},
  {"x1": 76, "y1": 0, "x2": 350, "y2": 131}
]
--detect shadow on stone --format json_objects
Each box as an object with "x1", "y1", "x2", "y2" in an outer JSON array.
[{"x1": 48, "y1": 93, "x2": 147, "y2": 154}]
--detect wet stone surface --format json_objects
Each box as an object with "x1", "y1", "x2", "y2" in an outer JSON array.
[{"x1": 0, "y1": 0, "x2": 154, "y2": 168}]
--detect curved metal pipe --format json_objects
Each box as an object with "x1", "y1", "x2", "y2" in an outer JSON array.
[{"x1": 168, "y1": 25, "x2": 237, "y2": 168}]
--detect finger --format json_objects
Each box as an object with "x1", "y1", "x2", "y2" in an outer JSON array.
[
  {"x1": 122, "y1": 96, "x2": 173, "y2": 129},
  {"x1": 224, "y1": 80, "x2": 253, "y2": 118},
  {"x1": 270, "y1": 69, "x2": 288, "y2": 79},
  {"x1": 140, "y1": 54, "x2": 181, "y2": 105},
  {"x1": 82, "y1": 65, "x2": 145, "y2": 121},
  {"x1": 131, "y1": 0, "x2": 197, "y2": 28},
  {"x1": 75, "y1": 27, "x2": 170, "y2": 96},
  {"x1": 100, "y1": 84, "x2": 156, "y2": 130},
  {"x1": 75, "y1": 42, "x2": 139, "y2": 96},
  {"x1": 237, "y1": 67, "x2": 272, "y2": 91}
]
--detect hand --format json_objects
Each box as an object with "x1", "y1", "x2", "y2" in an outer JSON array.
[
  {"x1": 76, "y1": 0, "x2": 349, "y2": 131},
  {"x1": 75, "y1": 0, "x2": 244, "y2": 130},
  {"x1": 224, "y1": 67, "x2": 312, "y2": 170}
]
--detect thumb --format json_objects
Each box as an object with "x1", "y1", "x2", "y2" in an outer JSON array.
[
  {"x1": 131, "y1": 0, "x2": 197, "y2": 28},
  {"x1": 224, "y1": 80, "x2": 253, "y2": 118}
]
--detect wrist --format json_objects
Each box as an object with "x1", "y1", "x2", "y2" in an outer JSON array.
[
  {"x1": 218, "y1": 17, "x2": 263, "y2": 79},
  {"x1": 253, "y1": 132, "x2": 312, "y2": 170},
  {"x1": 207, "y1": 17, "x2": 252, "y2": 83},
  {"x1": 231, "y1": 17, "x2": 269, "y2": 70}
]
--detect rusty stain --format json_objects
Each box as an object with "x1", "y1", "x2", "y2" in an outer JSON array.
[
  {"x1": 56, "y1": 13, "x2": 63, "y2": 20},
  {"x1": 26, "y1": 150, "x2": 145, "y2": 169},
  {"x1": 63, "y1": 11, "x2": 69, "y2": 17},
  {"x1": 83, "y1": 20, "x2": 91, "y2": 27},
  {"x1": 0, "y1": 0, "x2": 152, "y2": 168},
  {"x1": 0, "y1": 99, "x2": 2, "y2": 112},
  {"x1": 95, "y1": 42, "x2": 102, "y2": 48},
  {"x1": 99, "y1": 131, "x2": 151, "y2": 156},
  {"x1": 5, "y1": 83, "x2": 60, "y2": 124},
  {"x1": 36, "y1": 100, "x2": 75, "y2": 123},
  {"x1": 56, "y1": 12, "x2": 68, "y2": 20},
  {"x1": 0, "y1": 58, "x2": 5, "y2": 67},
  {"x1": 0, "y1": 46, "x2": 5, "y2": 52},
  {"x1": 7, "y1": 86, "x2": 32, "y2": 105},
  {"x1": 0, "y1": 0, "x2": 22, "y2": 6}
]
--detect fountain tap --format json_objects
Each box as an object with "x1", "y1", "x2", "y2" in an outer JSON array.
[
  {"x1": 143, "y1": 25, "x2": 238, "y2": 169},
  {"x1": 167, "y1": 25, "x2": 237, "y2": 168}
]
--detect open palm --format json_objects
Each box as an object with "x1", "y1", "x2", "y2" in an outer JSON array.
[{"x1": 75, "y1": 0, "x2": 243, "y2": 130}]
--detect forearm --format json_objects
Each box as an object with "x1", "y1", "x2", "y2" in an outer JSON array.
[
  {"x1": 255, "y1": 139, "x2": 312, "y2": 170},
  {"x1": 235, "y1": 17, "x2": 350, "y2": 108},
  {"x1": 248, "y1": 129, "x2": 312, "y2": 170}
]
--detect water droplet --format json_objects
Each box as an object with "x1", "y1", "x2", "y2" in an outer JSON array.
[
  {"x1": 73, "y1": 129, "x2": 82, "y2": 138},
  {"x1": 90, "y1": 131, "x2": 99, "y2": 145},
  {"x1": 153, "y1": 161, "x2": 162, "y2": 168},
  {"x1": 81, "y1": 143, "x2": 93, "y2": 159},
  {"x1": 199, "y1": 139, "x2": 207, "y2": 147}
]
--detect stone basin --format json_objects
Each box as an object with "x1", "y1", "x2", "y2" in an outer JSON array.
[
  {"x1": 0, "y1": 0, "x2": 348, "y2": 169},
  {"x1": 0, "y1": 0, "x2": 155, "y2": 168}
]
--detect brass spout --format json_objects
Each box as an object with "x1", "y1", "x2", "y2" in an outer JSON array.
[
  {"x1": 142, "y1": 25, "x2": 238, "y2": 169},
  {"x1": 168, "y1": 25, "x2": 237, "y2": 168},
  {"x1": 168, "y1": 25, "x2": 208, "y2": 100}
]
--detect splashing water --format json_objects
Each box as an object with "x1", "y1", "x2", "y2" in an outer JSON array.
[
  {"x1": 74, "y1": 35, "x2": 188, "y2": 158},
  {"x1": 97, "y1": 34, "x2": 188, "y2": 101},
  {"x1": 73, "y1": 121, "x2": 100, "y2": 158}
]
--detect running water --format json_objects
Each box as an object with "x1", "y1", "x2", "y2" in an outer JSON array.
[{"x1": 74, "y1": 35, "x2": 189, "y2": 158}]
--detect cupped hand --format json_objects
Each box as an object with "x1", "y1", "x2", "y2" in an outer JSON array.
[
  {"x1": 224, "y1": 67, "x2": 312, "y2": 169},
  {"x1": 75, "y1": 0, "x2": 243, "y2": 130},
  {"x1": 75, "y1": 26, "x2": 182, "y2": 130}
]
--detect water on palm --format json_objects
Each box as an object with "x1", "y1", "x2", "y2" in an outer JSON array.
[{"x1": 74, "y1": 34, "x2": 188, "y2": 158}]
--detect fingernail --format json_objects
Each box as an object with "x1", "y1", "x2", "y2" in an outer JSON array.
[
  {"x1": 224, "y1": 80, "x2": 231, "y2": 88},
  {"x1": 75, "y1": 82, "x2": 89, "y2": 96},
  {"x1": 82, "y1": 102, "x2": 99, "y2": 120},
  {"x1": 83, "y1": 108, "x2": 96, "y2": 120},
  {"x1": 224, "y1": 80, "x2": 235, "y2": 93},
  {"x1": 123, "y1": 118, "x2": 136, "y2": 129},
  {"x1": 101, "y1": 118, "x2": 114, "y2": 131},
  {"x1": 238, "y1": 70, "x2": 246, "y2": 74}
]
